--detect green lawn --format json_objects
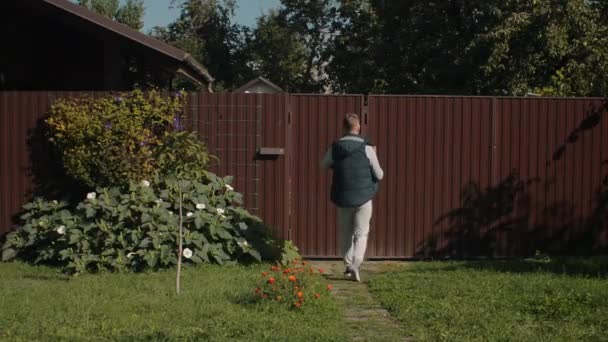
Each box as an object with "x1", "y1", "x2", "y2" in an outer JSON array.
[
  {"x1": 0, "y1": 262, "x2": 346, "y2": 342},
  {"x1": 368, "y1": 257, "x2": 608, "y2": 342}
]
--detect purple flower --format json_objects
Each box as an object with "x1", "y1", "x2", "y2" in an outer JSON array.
[
  {"x1": 104, "y1": 122, "x2": 112, "y2": 129},
  {"x1": 115, "y1": 96, "x2": 123, "y2": 103},
  {"x1": 139, "y1": 140, "x2": 148, "y2": 147},
  {"x1": 173, "y1": 116, "x2": 184, "y2": 131}
]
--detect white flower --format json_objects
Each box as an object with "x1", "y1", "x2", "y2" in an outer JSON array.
[
  {"x1": 196, "y1": 203, "x2": 206, "y2": 210},
  {"x1": 155, "y1": 199, "x2": 163, "y2": 205},
  {"x1": 238, "y1": 222, "x2": 248, "y2": 231},
  {"x1": 168, "y1": 211, "x2": 174, "y2": 216},
  {"x1": 186, "y1": 212, "x2": 194, "y2": 217},
  {"x1": 216, "y1": 208, "x2": 225, "y2": 215},
  {"x1": 52, "y1": 200, "x2": 58, "y2": 205},
  {"x1": 220, "y1": 215, "x2": 227, "y2": 219},
  {"x1": 141, "y1": 180, "x2": 150, "y2": 187},
  {"x1": 127, "y1": 252, "x2": 136, "y2": 259},
  {"x1": 182, "y1": 248, "x2": 193, "y2": 259},
  {"x1": 55, "y1": 225, "x2": 66, "y2": 235},
  {"x1": 225, "y1": 184, "x2": 234, "y2": 191},
  {"x1": 237, "y1": 238, "x2": 249, "y2": 247},
  {"x1": 86, "y1": 192, "x2": 96, "y2": 200}
]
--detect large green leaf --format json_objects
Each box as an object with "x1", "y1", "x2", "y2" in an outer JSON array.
[
  {"x1": 141, "y1": 213, "x2": 152, "y2": 223},
  {"x1": 200, "y1": 243, "x2": 210, "y2": 262},
  {"x1": 139, "y1": 237, "x2": 151, "y2": 248},
  {"x1": 160, "y1": 244, "x2": 171, "y2": 261},
  {"x1": 85, "y1": 206, "x2": 96, "y2": 218},
  {"x1": 190, "y1": 254, "x2": 203, "y2": 264},
  {"x1": 248, "y1": 249, "x2": 261, "y2": 262},
  {"x1": 1, "y1": 248, "x2": 17, "y2": 261},
  {"x1": 144, "y1": 251, "x2": 159, "y2": 268}
]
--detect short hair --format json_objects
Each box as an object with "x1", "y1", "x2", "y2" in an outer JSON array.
[{"x1": 343, "y1": 113, "x2": 360, "y2": 131}]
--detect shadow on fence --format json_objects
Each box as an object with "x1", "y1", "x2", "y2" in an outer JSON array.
[{"x1": 423, "y1": 99, "x2": 608, "y2": 259}]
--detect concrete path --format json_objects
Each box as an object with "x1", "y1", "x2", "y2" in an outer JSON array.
[{"x1": 310, "y1": 261, "x2": 414, "y2": 342}]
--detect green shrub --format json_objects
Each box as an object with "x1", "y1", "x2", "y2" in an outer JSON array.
[
  {"x1": 1, "y1": 173, "x2": 299, "y2": 274},
  {"x1": 46, "y1": 90, "x2": 201, "y2": 188}
]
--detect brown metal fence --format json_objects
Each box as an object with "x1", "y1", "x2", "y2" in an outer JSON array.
[
  {"x1": 1, "y1": 92, "x2": 607, "y2": 258},
  {"x1": 367, "y1": 96, "x2": 608, "y2": 257}
]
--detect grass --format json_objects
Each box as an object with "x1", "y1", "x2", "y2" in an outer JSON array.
[
  {"x1": 0, "y1": 262, "x2": 346, "y2": 342},
  {"x1": 368, "y1": 257, "x2": 608, "y2": 342}
]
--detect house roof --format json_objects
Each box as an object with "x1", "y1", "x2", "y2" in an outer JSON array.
[
  {"x1": 33, "y1": 0, "x2": 214, "y2": 88},
  {"x1": 235, "y1": 77, "x2": 284, "y2": 93}
]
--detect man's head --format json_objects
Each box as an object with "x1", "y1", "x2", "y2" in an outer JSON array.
[{"x1": 343, "y1": 113, "x2": 361, "y2": 135}]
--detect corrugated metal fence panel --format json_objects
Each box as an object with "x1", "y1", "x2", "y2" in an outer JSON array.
[
  {"x1": 1, "y1": 92, "x2": 54, "y2": 235},
  {"x1": 367, "y1": 96, "x2": 607, "y2": 258},
  {"x1": 0, "y1": 92, "x2": 112, "y2": 235},
  {"x1": 290, "y1": 94, "x2": 364, "y2": 257},
  {"x1": 367, "y1": 96, "x2": 494, "y2": 258},
  {"x1": 493, "y1": 98, "x2": 608, "y2": 255},
  {"x1": 258, "y1": 93, "x2": 289, "y2": 238},
  {"x1": 189, "y1": 93, "x2": 288, "y2": 238}
]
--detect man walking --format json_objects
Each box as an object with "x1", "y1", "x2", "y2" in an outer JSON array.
[{"x1": 321, "y1": 113, "x2": 384, "y2": 281}]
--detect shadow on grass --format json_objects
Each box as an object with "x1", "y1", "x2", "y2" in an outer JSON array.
[
  {"x1": 21, "y1": 274, "x2": 71, "y2": 282},
  {"x1": 231, "y1": 291, "x2": 260, "y2": 308},
  {"x1": 409, "y1": 256, "x2": 608, "y2": 279}
]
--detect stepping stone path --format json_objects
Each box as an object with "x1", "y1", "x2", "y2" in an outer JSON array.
[{"x1": 310, "y1": 261, "x2": 415, "y2": 342}]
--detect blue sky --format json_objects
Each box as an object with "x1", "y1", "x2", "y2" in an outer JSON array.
[
  {"x1": 143, "y1": 0, "x2": 281, "y2": 32},
  {"x1": 70, "y1": 0, "x2": 281, "y2": 32}
]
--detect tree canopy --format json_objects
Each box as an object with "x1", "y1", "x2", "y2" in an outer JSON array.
[
  {"x1": 78, "y1": 0, "x2": 144, "y2": 31},
  {"x1": 146, "y1": 0, "x2": 608, "y2": 95}
]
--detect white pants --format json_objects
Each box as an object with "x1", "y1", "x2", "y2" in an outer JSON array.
[{"x1": 338, "y1": 200, "x2": 372, "y2": 270}]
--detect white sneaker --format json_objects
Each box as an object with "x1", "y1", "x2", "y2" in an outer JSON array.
[
  {"x1": 344, "y1": 266, "x2": 354, "y2": 279},
  {"x1": 344, "y1": 266, "x2": 361, "y2": 282},
  {"x1": 353, "y1": 268, "x2": 361, "y2": 282}
]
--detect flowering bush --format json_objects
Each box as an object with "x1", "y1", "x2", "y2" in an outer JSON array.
[
  {"x1": 254, "y1": 259, "x2": 332, "y2": 309},
  {"x1": 1, "y1": 173, "x2": 299, "y2": 274},
  {"x1": 46, "y1": 90, "x2": 206, "y2": 188}
]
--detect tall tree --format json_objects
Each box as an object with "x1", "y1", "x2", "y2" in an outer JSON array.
[
  {"x1": 278, "y1": 0, "x2": 338, "y2": 92},
  {"x1": 246, "y1": 10, "x2": 308, "y2": 92},
  {"x1": 327, "y1": 0, "x2": 608, "y2": 96},
  {"x1": 78, "y1": 0, "x2": 144, "y2": 30},
  {"x1": 153, "y1": 0, "x2": 252, "y2": 90}
]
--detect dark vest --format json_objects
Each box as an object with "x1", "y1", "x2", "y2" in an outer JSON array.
[{"x1": 330, "y1": 135, "x2": 378, "y2": 207}]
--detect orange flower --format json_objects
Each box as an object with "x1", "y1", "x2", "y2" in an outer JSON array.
[
  {"x1": 318, "y1": 268, "x2": 325, "y2": 274},
  {"x1": 255, "y1": 287, "x2": 261, "y2": 293},
  {"x1": 288, "y1": 275, "x2": 297, "y2": 282},
  {"x1": 294, "y1": 302, "x2": 301, "y2": 308},
  {"x1": 297, "y1": 291, "x2": 304, "y2": 299},
  {"x1": 271, "y1": 266, "x2": 279, "y2": 271},
  {"x1": 327, "y1": 284, "x2": 333, "y2": 291},
  {"x1": 283, "y1": 268, "x2": 291, "y2": 274},
  {"x1": 314, "y1": 293, "x2": 321, "y2": 299},
  {"x1": 267, "y1": 277, "x2": 276, "y2": 284},
  {"x1": 301, "y1": 261, "x2": 307, "y2": 265},
  {"x1": 261, "y1": 272, "x2": 268, "y2": 277}
]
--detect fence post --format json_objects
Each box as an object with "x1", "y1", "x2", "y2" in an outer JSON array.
[
  {"x1": 284, "y1": 93, "x2": 293, "y2": 241},
  {"x1": 491, "y1": 96, "x2": 498, "y2": 187}
]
